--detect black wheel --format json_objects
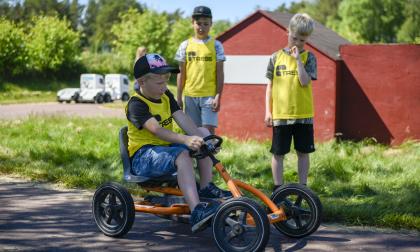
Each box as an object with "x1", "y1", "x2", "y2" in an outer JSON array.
[
  {"x1": 72, "y1": 93, "x2": 80, "y2": 103},
  {"x1": 270, "y1": 183, "x2": 322, "y2": 238},
  {"x1": 212, "y1": 197, "x2": 270, "y2": 252},
  {"x1": 121, "y1": 93, "x2": 129, "y2": 101},
  {"x1": 95, "y1": 94, "x2": 104, "y2": 104},
  {"x1": 65, "y1": 100, "x2": 71, "y2": 103},
  {"x1": 104, "y1": 94, "x2": 112, "y2": 103},
  {"x1": 92, "y1": 182, "x2": 135, "y2": 237}
]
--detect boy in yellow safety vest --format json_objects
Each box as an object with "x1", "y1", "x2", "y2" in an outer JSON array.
[
  {"x1": 264, "y1": 13, "x2": 318, "y2": 192},
  {"x1": 175, "y1": 6, "x2": 225, "y2": 135},
  {"x1": 126, "y1": 53, "x2": 231, "y2": 233}
]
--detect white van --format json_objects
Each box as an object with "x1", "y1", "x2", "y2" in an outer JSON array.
[
  {"x1": 56, "y1": 88, "x2": 80, "y2": 103},
  {"x1": 78, "y1": 74, "x2": 106, "y2": 103},
  {"x1": 104, "y1": 74, "x2": 130, "y2": 102}
]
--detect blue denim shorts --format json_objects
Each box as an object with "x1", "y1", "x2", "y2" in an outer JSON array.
[
  {"x1": 184, "y1": 96, "x2": 218, "y2": 127},
  {"x1": 131, "y1": 144, "x2": 189, "y2": 178}
]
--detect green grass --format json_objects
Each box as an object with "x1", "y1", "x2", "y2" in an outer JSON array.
[
  {"x1": 0, "y1": 77, "x2": 177, "y2": 105},
  {"x1": 0, "y1": 116, "x2": 419, "y2": 231},
  {"x1": 0, "y1": 78, "x2": 80, "y2": 104}
]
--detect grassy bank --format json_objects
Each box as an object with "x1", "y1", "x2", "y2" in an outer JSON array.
[
  {"x1": 0, "y1": 78, "x2": 80, "y2": 104},
  {"x1": 0, "y1": 77, "x2": 177, "y2": 105},
  {"x1": 0, "y1": 116, "x2": 419, "y2": 230}
]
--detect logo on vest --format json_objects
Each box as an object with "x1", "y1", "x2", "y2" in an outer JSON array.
[
  {"x1": 187, "y1": 51, "x2": 213, "y2": 62},
  {"x1": 276, "y1": 64, "x2": 297, "y2": 76},
  {"x1": 154, "y1": 114, "x2": 173, "y2": 127}
]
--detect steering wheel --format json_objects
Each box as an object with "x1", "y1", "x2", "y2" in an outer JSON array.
[{"x1": 189, "y1": 135, "x2": 223, "y2": 159}]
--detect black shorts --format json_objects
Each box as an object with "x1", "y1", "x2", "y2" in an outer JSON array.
[{"x1": 270, "y1": 124, "x2": 315, "y2": 155}]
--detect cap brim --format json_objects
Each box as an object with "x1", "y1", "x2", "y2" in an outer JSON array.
[
  {"x1": 150, "y1": 66, "x2": 180, "y2": 75},
  {"x1": 192, "y1": 14, "x2": 212, "y2": 18}
]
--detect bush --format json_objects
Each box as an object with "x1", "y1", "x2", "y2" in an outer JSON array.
[
  {"x1": 25, "y1": 16, "x2": 81, "y2": 73},
  {"x1": 0, "y1": 18, "x2": 27, "y2": 77},
  {"x1": 111, "y1": 9, "x2": 170, "y2": 64},
  {"x1": 80, "y1": 51, "x2": 129, "y2": 76}
]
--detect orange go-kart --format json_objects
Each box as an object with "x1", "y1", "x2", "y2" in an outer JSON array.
[{"x1": 92, "y1": 127, "x2": 322, "y2": 252}]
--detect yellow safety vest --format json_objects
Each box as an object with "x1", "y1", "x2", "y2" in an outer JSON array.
[
  {"x1": 125, "y1": 93, "x2": 174, "y2": 157},
  {"x1": 272, "y1": 50, "x2": 314, "y2": 119},
  {"x1": 184, "y1": 37, "x2": 217, "y2": 97}
]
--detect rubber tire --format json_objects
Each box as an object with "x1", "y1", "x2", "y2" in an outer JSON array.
[
  {"x1": 121, "y1": 93, "x2": 129, "y2": 101},
  {"x1": 72, "y1": 93, "x2": 80, "y2": 103},
  {"x1": 104, "y1": 94, "x2": 112, "y2": 103},
  {"x1": 92, "y1": 182, "x2": 135, "y2": 237},
  {"x1": 270, "y1": 183, "x2": 322, "y2": 238},
  {"x1": 95, "y1": 94, "x2": 104, "y2": 104},
  {"x1": 212, "y1": 197, "x2": 270, "y2": 252}
]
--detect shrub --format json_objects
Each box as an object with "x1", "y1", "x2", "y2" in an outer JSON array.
[
  {"x1": 25, "y1": 16, "x2": 81, "y2": 73},
  {"x1": 0, "y1": 18, "x2": 27, "y2": 77}
]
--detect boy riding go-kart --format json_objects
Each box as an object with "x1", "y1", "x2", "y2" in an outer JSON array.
[{"x1": 92, "y1": 53, "x2": 322, "y2": 252}]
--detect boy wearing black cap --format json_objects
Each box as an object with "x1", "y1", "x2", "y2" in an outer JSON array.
[
  {"x1": 175, "y1": 6, "x2": 225, "y2": 135},
  {"x1": 126, "y1": 53, "x2": 230, "y2": 233}
]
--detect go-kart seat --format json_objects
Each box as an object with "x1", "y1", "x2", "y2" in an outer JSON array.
[{"x1": 119, "y1": 126, "x2": 178, "y2": 187}]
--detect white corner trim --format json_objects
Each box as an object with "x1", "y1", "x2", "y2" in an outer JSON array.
[{"x1": 224, "y1": 55, "x2": 270, "y2": 85}]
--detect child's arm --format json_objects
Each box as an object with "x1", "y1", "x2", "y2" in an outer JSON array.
[
  {"x1": 265, "y1": 80, "x2": 273, "y2": 127},
  {"x1": 143, "y1": 116, "x2": 203, "y2": 151},
  {"x1": 177, "y1": 62, "x2": 186, "y2": 109},
  {"x1": 291, "y1": 46, "x2": 311, "y2": 86},
  {"x1": 212, "y1": 61, "x2": 224, "y2": 112},
  {"x1": 172, "y1": 110, "x2": 205, "y2": 137}
]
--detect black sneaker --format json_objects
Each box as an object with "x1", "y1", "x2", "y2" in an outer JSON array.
[
  {"x1": 190, "y1": 202, "x2": 220, "y2": 233},
  {"x1": 198, "y1": 182, "x2": 233, "y2": 199}
]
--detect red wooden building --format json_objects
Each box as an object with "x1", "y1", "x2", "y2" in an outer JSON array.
[
  {"x1": 338, "y1": 44, "x2": 420, "y2": 145},
  {"x1": 217, "y1": 10, "x2": 350, "y2": 141}
]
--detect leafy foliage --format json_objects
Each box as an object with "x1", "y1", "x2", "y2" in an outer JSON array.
[
  {"x1": 111, "y1": 9, "x2": 170, "y2": 64},
  {"x1": 25, "y1": 16, "x2": 80, "y2": 73},
  {"x1": 0, "y1": 18, "x2": 27, "y2": 76},
  {"x1": 335, "y1": 0, "x2": 405, "y2": 43}
]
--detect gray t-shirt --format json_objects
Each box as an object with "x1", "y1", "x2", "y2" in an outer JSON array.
[
  {"x1": 266, "y1": 48, "x2": 318, "y2": 125},
  {"x1": 174, "y1": 36, "x2": 226, "y2": 62}
]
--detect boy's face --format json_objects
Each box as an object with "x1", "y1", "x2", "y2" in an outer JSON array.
[
  {"x1": 287, "y1": 31, "x2": 309, "y2": 51},
  {"x1": 139, "y1": 73, "x2": 170, "y2": 99},
  {"x1": 192, "y1": 17, "x2": 212, "y2": 39}
]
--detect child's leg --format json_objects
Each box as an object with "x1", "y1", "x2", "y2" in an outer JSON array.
[
  {"x1": 297, "y1": 151, "x2": 309, "y2": 185},
  {"x1": 175, "y1": 150, "x2": 200, "y2": 210},
  {"x1": 197, "y1": 127, "x2": 212, "y2": 188},
  {"x1": 272, "y1": 154, "x2": 285, "y2": 186},
  {"x1": 293, "y1": 124, "x2": 315, "y2": 186},
  {"x1": 203, "y1": 125, "x2": 215, "y2": 135},
  {"x1": 200, "y1": 97, "x2": 218, "y2": 135}
]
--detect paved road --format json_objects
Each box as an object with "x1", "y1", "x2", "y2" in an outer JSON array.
[
  {"x1": 1, "y1": 176, "x2": 419, "y2": 252},
  {"x1": 0, "y1": 102, "x2": 124, "y2": 119}
]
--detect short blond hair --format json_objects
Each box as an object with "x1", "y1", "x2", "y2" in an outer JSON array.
[
  {"x1": 135, "y1": 46, "x2": 147, "y2": 61},
  {"x1": 288, "y1": 13, "x2": 314, "y2": 36}
]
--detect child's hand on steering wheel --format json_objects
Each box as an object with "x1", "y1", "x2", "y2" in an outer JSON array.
[{"x1": 184, "y1": 135, "x2": 204, "y2": 151}]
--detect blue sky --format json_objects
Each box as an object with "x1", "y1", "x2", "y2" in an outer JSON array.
[{"x1": 80, "y1": 0, "x2": 294, "y2": 23}]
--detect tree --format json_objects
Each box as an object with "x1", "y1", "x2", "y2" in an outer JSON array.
[
  {"x1": 88, "y1": 0, "x2": 143, "y2": 52},
  {"x1": 111, "y1": 9, "x2": 170, "y2": 68},
  {"x1": 335, "y1": 0, "x2": 405, "y2": 43},
  {"x1": 168, "y1": 18, "x2": 194, "y2": 63},
  {"x1": 397, "y1": 0, "x2": 420, "y2": 43},
  {"x1": 26, "y1": 16, "x2": 80, "y2": 72},
  {"x1": 0, "y1": 18, "x2": 27, "y2": 76},
  {"x1": 210, "y1": 20, "x2": 231, "y2": 37},
  {"x1": 273, "y1": 1, "x2": 307, "y2": 14}
]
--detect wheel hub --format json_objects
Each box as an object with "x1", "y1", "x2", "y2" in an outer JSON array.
[
  {"x1": 105, "y1": 205, "x2": 112, "y2": 216},
  {"x1": 232, "y1": 223, "x2": 244, "y2": 235}
]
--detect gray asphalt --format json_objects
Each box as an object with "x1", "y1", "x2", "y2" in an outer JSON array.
[
  {"x1": 0, "y1": 102, "x2": 125, "y2": 119},
  {"x1": 1, "y1": 176, "x2": 419, "y2": 252}
]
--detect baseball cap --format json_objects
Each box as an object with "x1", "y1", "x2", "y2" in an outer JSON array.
[
  {"x1": 133, "y1": 53, "x2": 180, "y2": 79},
  {"x1": 192, "y1": 6, "x2": 212, "y2": 18}
]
